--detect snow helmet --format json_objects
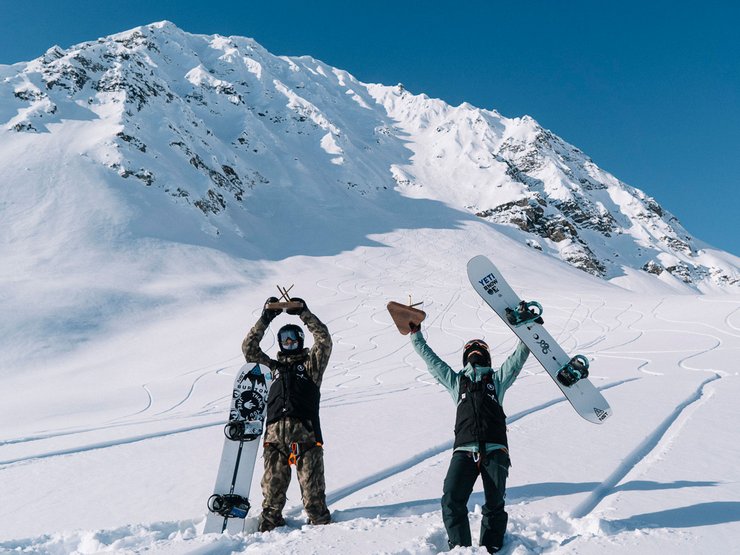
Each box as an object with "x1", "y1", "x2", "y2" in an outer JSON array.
[
  {"x1": 277, "y1": 324, "x2": 305, "y2": 352},
  {"x1": 463, "y1": 339, "x2": 491, "y2": 367}
]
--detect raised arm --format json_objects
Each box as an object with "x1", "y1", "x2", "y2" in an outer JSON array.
[
  {"x1": 495, "y1": 341, "x2": 530, "y2": 402},
  {"x1": 291, "y1": 298, "x2": 332, "y2": 386},
  {"x1": 242, "y1": 298, "x2": 281, "y2": 368},
  {"x1": 410, "y1": 331, "x2": 460, "y2": 400}
]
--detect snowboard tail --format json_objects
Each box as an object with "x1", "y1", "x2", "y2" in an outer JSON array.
[{"x1": 467, "y1": 255, "x2": 612, "y2": 424}]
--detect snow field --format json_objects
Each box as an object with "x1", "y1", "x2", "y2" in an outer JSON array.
[{"x1": 1, "y1": 223, "x2": 738, "y2": 553}]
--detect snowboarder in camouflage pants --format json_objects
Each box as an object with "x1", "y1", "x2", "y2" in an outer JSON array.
[{"x1": 243, "y1": 296, "x2": 333, "y2": 532}]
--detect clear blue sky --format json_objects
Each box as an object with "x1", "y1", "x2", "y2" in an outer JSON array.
[{"x1": 2, "y1": 1, "x2": 738, "y2": 254}]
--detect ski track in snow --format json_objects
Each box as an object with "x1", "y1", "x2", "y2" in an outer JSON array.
[
  {"x1": 674, "y1": 298, "x2": 740, "y2": 338},
  {"x1": 152, "y1": 370, "x2": 214, "y2": 416},
  {"x1": 0, "y1": 421, "x2": 223, "y2": 466},
  {"x1": 569, "y1": 373, "x2": 723, "y2": 519},
  {"x1": 563, "y1": 296, "x2": 731, "y2": 527}
]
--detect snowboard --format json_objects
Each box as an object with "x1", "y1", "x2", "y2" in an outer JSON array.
[
  {"x1": 467, "y1": 255, "x2": 612, "y2": 424},
  {"x1": 204, "y1": 362, "x2": 272, "y2": 534}
]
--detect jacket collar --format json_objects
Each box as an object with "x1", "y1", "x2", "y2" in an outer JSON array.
[
  {"x1": 277, "y1": 348, "x2": 309, "y2": 363},
  {"x1": 463, "y1": 362, "x2": 493, "y2": 381}
]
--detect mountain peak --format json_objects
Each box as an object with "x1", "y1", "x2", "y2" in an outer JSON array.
[{"x1": 1, "y1": 22, "x2": 737, "y2": 291}]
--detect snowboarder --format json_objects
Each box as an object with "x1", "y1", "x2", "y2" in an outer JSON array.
[
  {"x1": 242, "y1": 296, "x2": 333, "y2": 531},
  {"x1": 409, "y1": 324, "x2": 530, "y2": 553}
]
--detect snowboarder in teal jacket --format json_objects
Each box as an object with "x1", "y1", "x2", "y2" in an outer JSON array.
[{"x1": 410, "y1": 328, "x2": 529, "y2": 553}]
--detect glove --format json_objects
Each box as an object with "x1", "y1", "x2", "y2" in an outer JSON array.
[
  {"x1": 409, "y1": 321, "x2": 421, "y2": 334},
  {"x1": 261, "y1": 297, "x2": 282, "y2": 323},
  {"x1": 287, "y1": 297, "x2": 307, "y2": 315}
]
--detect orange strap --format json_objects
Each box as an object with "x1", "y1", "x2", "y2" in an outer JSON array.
[{"x1": 287, "y1": 442, "x2": 323, "y2": 466}]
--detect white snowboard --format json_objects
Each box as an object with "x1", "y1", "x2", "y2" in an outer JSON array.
[
  {"x1": 467, "y1": 255, "x2": 612, "y2": 424},
  {"x1": 204, "y1": 362, "x2": 272, "y2": 534}
]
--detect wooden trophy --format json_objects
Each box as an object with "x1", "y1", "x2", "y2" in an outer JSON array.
[
  {"x1": 266, "y1": 284, "x2": 304, "y2": 313},
  {"x1": 387, "y1": 297, "x2": 426, "y2": 335}
]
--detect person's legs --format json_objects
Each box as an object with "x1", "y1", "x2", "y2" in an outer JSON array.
[
  {"x1": 479, "y1": 450, "x2": 510, "y2": 552},
  {"x1": 296, "y1": 446, "x2": 331, "y2": 525},
  {"x1": 441, "y1": 451, "x2": 479, "y2": 547},
  {"x1": 259, "y1": 444, "x2": 291, "y2": 531}
]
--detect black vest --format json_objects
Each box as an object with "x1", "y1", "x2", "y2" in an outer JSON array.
[
  {"x1": 453, "y1": 372, "x2": 508, "y2": 449},
  {"x1": 266, "y1": 355, "x2": 323, "y2": 443}
]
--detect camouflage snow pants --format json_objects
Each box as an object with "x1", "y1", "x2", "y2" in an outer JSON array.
[{"x1": 260, "y1": 443, "x2": 331, "y2": 530}]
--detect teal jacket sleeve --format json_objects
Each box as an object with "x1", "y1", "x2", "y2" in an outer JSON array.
[
  {"x1": 494, "y1": 341, "x2": 530, "y2": 403},
  {"x1": 410, "y1": 331, "x2": 460, "y2": 400}
]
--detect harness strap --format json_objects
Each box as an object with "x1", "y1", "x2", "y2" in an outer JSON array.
[
  {"x1": 467, "y1": 445, "x2": 510, "y2": 470},
  {"x1": 265, "y1": 441, "x2": 322, "y2": 466}
]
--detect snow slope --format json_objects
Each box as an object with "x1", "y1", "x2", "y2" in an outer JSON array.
[
  {"x1": 1, "y1": 223, "x2": 738, "y2": 554},
  {"x1": 1, "y1": 21, "x2": 739, "y2": 555}
]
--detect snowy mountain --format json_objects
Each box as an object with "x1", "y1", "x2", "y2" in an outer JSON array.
[
  {"x1": 1, "y1": 21, "x2": 737, "y2": 292},
  {"x1": 1, "y1": 22, "x2": 739, "y2": 555}
]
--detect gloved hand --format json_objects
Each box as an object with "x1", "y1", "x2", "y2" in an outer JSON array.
[
  {"x1": 261, "y1": 297, "x2": 282, "y2": 323},
  {"x1": 409, "y1": 321, "x2": 421, "y2": 334},
  {"x1": 287, "y1": 297, "x2": 307, "y2": 315}
]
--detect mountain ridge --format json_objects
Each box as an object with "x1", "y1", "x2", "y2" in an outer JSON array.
[{"x1": 1, "y1": 20, "x2": 737, "y2": 291}]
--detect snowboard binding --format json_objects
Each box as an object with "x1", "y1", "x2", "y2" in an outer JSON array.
[
  {"x1": 224, "y1": 420, "x2": 263, "y2": 442},
  {"x1": 505, "y1": 301, "x2": 544, "y2": 327},
  {"x1": 207, "y1": 493, "x2": 251, "y2": 519},
  {"x1": 557, "y1": 355, "x2": 590, "y2": 387}
]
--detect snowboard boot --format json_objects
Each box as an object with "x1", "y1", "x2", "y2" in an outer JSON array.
[
  {"x1": 307, "y1": 508, "x2": 332, "y2": 526},
  {"x1": 258, "y1": 511, "x2": 286, "y2": 532}
]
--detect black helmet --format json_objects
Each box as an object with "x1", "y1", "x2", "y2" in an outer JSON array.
[
  {"x1": 277, "y1": 324, "x2": 305, "y2": 352},
  {"x1": 463, "y1": 339, "x2": 491, "y2": 367}
]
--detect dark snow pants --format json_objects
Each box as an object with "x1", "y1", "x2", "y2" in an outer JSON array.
[{"x1": 441, "y1": 449, "x2": 510, "y2": 551}]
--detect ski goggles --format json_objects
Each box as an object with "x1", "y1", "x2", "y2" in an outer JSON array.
[
  {"x1": 464, "y1": 339, "x2": 489, "y2": 353},
  {"x1": 278, "y1": 329, "x2": 302, "y2": 349}
]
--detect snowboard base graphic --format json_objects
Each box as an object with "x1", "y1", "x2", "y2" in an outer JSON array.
[{"x1": 204, "y1": 363, "x2": 271, "y2": 534}]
